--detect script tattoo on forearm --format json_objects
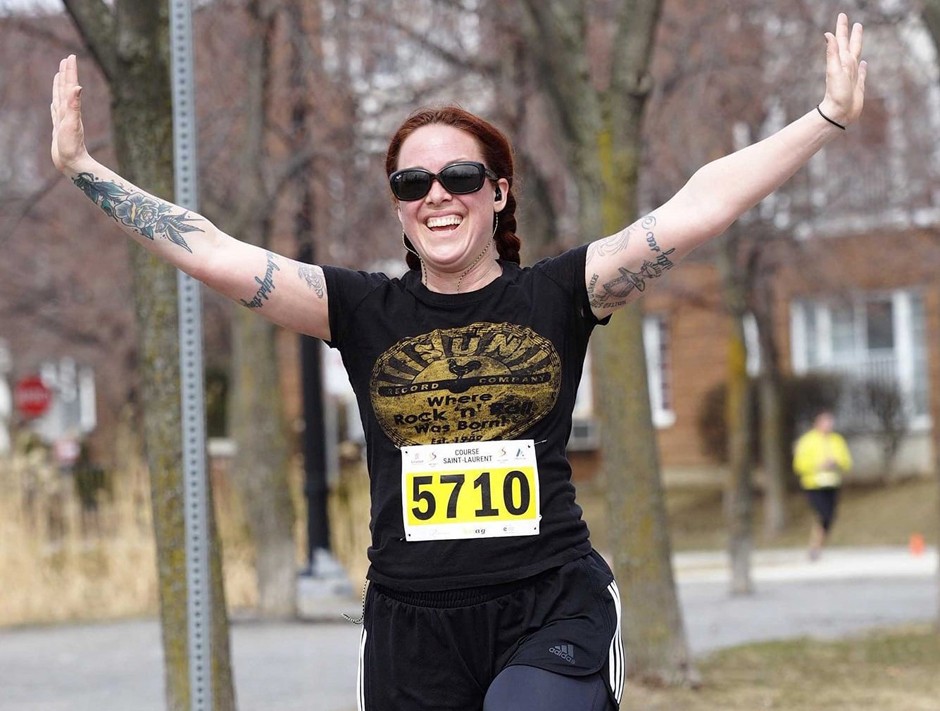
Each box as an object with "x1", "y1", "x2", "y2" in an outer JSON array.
[
  {"x1": 241, "y1": 251, "x2": 280, "y2": 308},
  {"x1": 71, "y1": 172, "x2": 202, "y2": 253},
  {"x1": 641, "y1": 215, "x2": 668, "y2": 256},
  {"x1": 298, "y1": 265, "x2": 325, "y2": 299}
]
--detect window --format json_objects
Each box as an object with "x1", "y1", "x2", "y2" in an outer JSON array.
[
  {"x1": 790, "y1": 290, "x2": 929, "y2": 428},
  {"x1": 566, "y1": 316, "x2": 674, "y2": 451},
  {"x1": 569, "y1": 348, "x2": 599, "y2": 451},
  {"x1": 644, "y1": 315, "x2": 675, "y2": 428}
]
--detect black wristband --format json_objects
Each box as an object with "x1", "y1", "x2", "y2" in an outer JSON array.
[{"x1": 816, "y1": 104, "x2": 846, "y2": 130}]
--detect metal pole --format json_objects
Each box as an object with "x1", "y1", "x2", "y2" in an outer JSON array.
[
  {"x1": 299, "y1": 313, "x2": 331, "y2": 564},
  {"x1": 169, "y1": 1, "x2": 212, "y2": 709}
]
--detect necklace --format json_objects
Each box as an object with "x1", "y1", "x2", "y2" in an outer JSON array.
[{"x1": 455, "y1": 238, "x2": 495, "y2": 293}]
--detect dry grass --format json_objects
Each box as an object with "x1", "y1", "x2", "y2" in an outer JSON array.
[
  {"x1": 327, "y1": 459, "x2": 372, "y2": 594},
  {"x1": 0, "y1": 443, "x2": 259, "y2": 626},
  {"x1": 0, "y1": 438, "x2": 372, "y2": 628},
  {"x1": 577, "y1": 474, "x2": 939, "y2": 554},
  {"x1": 623, "y1": 625, "x2": 940, "y2": 710},
  {"x1": 0, "y1": 446, "x2": 157, "y2": 626}
]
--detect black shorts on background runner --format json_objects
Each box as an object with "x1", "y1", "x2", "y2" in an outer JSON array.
[
  {"x1": 805, "y1": 486, "x2": 839, "y2": 531},
  {"x1": 356, "y1": 550, "x2": 624, "y2": 711}
]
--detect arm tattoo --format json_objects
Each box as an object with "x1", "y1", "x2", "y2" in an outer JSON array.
[
  {"x1": 587, "y1": 215, "x2": 676, "y2": 311},
  {"x1": 240, "y1": 250, "x2": 280, "y2": 308},
  {"x1": 298, "y1": 264, "x2": 325, "y2": 299},
  {"x1": 586, "y1": 223, "x2": 636, "y2": 264},
  {"x1": 640, "y1": 215, "x2": 668, "y2": 255},
  {"x1": 588, "y1": 272, "x2": 627, "y2": 310},
  {"x1": 72, "y1": 172, "x2": 202, "y2": 253}
]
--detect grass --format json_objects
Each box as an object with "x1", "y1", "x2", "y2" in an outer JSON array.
[
  {"x1": 0, "y1": 445, "x2": 158, "y2": 627},
  {"x1": 622, "y1": 625, "x2": 940, "y2": 710},
  {"x1": 576, "y1": 473, "x2": 939, "y2": 554},
  {"x1": 0, "y1": 442, "x2": 258, "y2": 627}
]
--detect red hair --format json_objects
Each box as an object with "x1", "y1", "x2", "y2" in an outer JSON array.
[{"x1": 385, "y1": 106, "x2": 521, "y2": 270}]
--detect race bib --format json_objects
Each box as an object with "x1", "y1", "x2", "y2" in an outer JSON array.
[{"x1": 400, "y1": 440, "x2": 540, "y2": 542}]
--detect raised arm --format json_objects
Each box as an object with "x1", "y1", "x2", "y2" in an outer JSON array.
[
  {"x1": 585, "y1": 12, "x2": 867, "y2": 319},
  {"x1": 51, "y1": 54, "x2": 331, "y2": 341}
]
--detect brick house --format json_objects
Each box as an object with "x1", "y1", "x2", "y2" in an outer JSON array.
[
  {"x1": 627, "y1": 13, "x2": 940, "y2": 480},
  {"x1": 638, "y1": 227, "x2": 940, "y2": 480}
]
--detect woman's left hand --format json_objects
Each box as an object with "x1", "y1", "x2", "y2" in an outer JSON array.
[
  {"x1": 51, "y1": 54, "x2": 89, "y2": 173},
  {"x1": 819, "y1": 12, "x2": 867, "y2": 128}
]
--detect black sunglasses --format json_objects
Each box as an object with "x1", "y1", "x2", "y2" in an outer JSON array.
[{"x1": 389, "y1": 161, "x2": 498, "y2": 201}]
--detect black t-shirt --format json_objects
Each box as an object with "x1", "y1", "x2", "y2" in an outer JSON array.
[{"x1": 323, "y1": 245, "x2": 608, "y2": 590}]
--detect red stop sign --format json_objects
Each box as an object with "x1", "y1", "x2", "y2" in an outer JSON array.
[{"x1": 14, "y1": 375, "x2": 52, "y2": 419}]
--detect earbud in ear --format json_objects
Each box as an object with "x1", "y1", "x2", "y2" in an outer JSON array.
[{"x1": 494, "y1": 186, "x2": 502, "y2": 201}]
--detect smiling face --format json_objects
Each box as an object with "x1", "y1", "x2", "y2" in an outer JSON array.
[{"x1": 395, "y1": 124, "x2": 507, "y2": 275}]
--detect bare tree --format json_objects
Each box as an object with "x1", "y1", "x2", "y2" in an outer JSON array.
[
  {"x1": 753, "y1": 269, "x2": 789, "y2": 538},
  {"x1": 197, "y1": 0, "x2": 298, "y2": 619},
  {"x1": 717, "y1": 224, "x2": 755, "y2": 595},
  {"x1": 518, "y1": 0, "x2": 696, "y2": 686},
  {"x1": 60, "y1": 0, "x2": 235, "y2": 707}
]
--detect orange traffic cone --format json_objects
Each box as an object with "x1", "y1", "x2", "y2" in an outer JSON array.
[{"x1": 909, "y1": 533, "x2": 925, "y2": 556}]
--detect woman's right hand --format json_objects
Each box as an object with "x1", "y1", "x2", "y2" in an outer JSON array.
[{"x1": 50, "y1": 54, "x2": 89, "y2": 173}]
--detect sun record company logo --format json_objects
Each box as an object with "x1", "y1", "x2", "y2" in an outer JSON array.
[{"x1": 370, "y1": 322, "x2": 561, "y2": 446}]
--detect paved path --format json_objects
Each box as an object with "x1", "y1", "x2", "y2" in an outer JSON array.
[
  {"x1": 0, "y1": 619, "x2": 360, "y2": 711},
  {"x1": 675, "y1": 546, "x2": 937, "y2": 653},
  {"x1": 0, "y1": 546, "x2": 935, "y2": 711}
]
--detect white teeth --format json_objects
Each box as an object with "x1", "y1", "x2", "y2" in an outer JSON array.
[{"x1": 426, "y1": 215, "x2": 462, "y2": 229}]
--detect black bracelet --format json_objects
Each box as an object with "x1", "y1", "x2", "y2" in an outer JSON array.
[{"x1": 816, "y1": 104, "x2": 846, "y2": 130}]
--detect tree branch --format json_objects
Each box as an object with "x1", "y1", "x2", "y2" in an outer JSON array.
[
  {"x1": 360, "y1": 4, "x2": 499, "y2": 76},
  {"x1": 62, "y1": 0, "x2": 117, "y2": 84},
  {"x1": 518, "y1": 0, "x2": 595, "y2": 152},
  {"x1": 1, "y1": 14, "x2": 85, "y2": 54},
  {"x1": 0, "y1": 136, "x2": 112, "y2": 248}
]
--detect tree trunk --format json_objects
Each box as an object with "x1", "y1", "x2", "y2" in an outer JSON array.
[
  {"x1": 287, "y1": 0, "x2": 333, "y2": 568},
  {"x1": 757, "y1": 371, "x2": 787, "y2": 534},
  {"x1": 215, "y1": 0, "x2": 298, "y2": 618},
  {"x1": 230, "y1": 308, "x2": 296, "y2": 616},
  {"x1": 718, "y1": 235, "x2": 754, "y2": 596},
  {"x1": 595, "y1": 305, "x2": 695, "y2": 683},
  {"x1": 63, "y1": 0, "x2": 236, "y2": 707},
  {"x1": 753, "y1": 278, "x2": 787, "y2": 537},
  {"x1": 726, "y1": 338, "x2": 755, "y2": 596},
  {"x1": 520, "y1": 0, "x2": 696, "y2": 686}
]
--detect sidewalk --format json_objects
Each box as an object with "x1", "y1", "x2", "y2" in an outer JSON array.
[
  {"x1": 673, "y1": 544, "x2": 938, "y2": 584},
  {"x1": 672, "y1": 545, "x2": 937, "y2": 654},
  {"x1": 0, "y1": 546, "x2": 935, "y2": 711}
]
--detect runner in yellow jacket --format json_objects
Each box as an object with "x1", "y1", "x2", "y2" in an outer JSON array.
[{"x1": 793, "y1": 410, "x2": 852, "y2": 560}]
